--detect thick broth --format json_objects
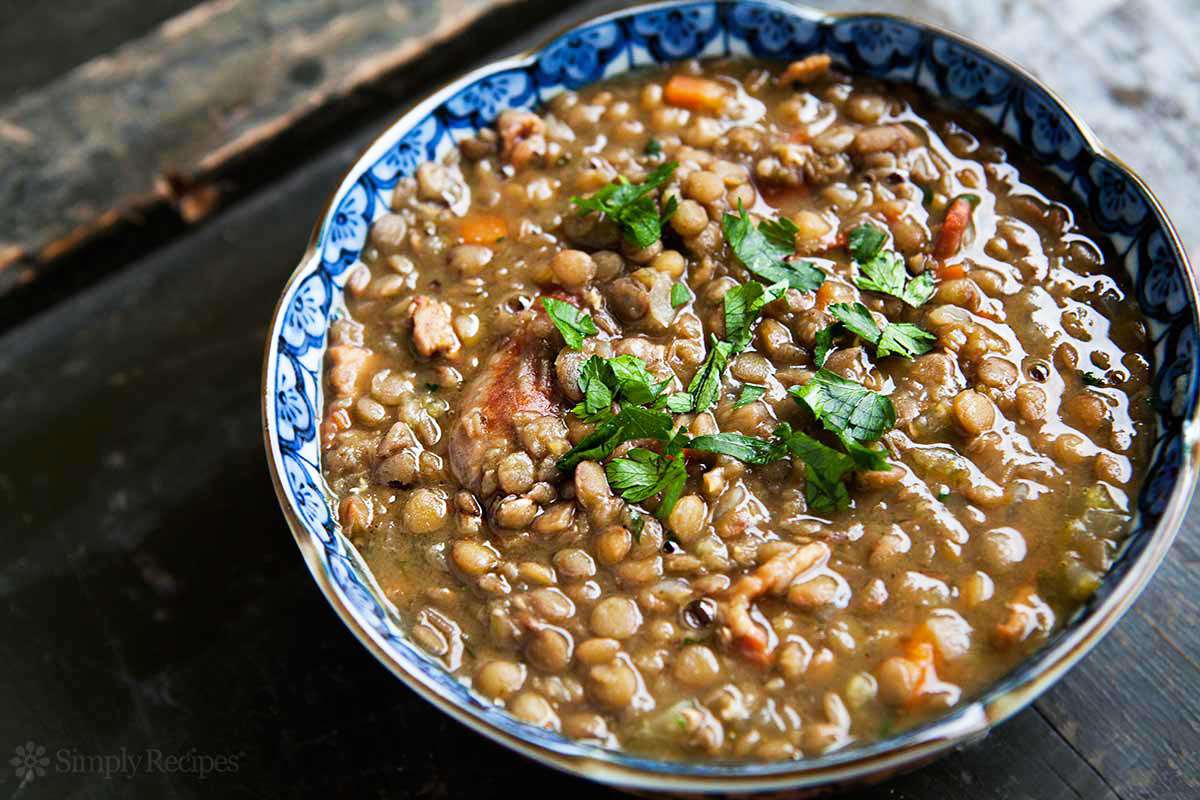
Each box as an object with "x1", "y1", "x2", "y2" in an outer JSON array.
[{"x1": 319, "y1": 58, "x2": 1153, "y2": 760}]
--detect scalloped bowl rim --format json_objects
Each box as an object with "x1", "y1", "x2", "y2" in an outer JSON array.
[{"x1": 262, "y1": 0, "x2": 1200, "y2": 792}]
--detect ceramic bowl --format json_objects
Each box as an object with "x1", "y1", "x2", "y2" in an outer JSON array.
[{"x1": 262, "y1": 0, "x2": 1200, "y2": 793}]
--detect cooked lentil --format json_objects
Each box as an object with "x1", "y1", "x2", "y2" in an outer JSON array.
[{"x1": 320, "y1": 58, "x2": 1153, "y2": 761}]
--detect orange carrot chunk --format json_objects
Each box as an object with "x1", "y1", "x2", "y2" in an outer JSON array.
[
  {"x1": 933, "y1": 196, "x2": 973, "y2": 261},
  {"x1": 664, "y1": 75, "x2": 727, "y2": 112},
  {"x1": 460, "y1": 214, "x2": 508, "y2": 245}
]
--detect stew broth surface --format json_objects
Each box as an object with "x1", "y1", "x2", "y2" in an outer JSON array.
[{"x1": 319, "y1": 58, "x2": 1153, "y2": 761}]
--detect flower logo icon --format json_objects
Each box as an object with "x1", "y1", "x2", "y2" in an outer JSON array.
[{"x1": 10, "y1": 741, "x2": 49, "y2": 782}]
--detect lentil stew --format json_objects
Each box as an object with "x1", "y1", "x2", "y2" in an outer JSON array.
[{"x1": 318, "y1": 57, "x2": 1154, "y2": 761}]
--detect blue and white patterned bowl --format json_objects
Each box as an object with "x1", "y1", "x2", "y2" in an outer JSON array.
[{"x1": 262, "y1": 1, "x2": 1199, "y2": 793}]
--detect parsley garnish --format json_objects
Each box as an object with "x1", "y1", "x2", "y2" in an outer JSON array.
[
  {"x1": 791, "y1": 369, "x2": 896, "y2": 443},
  {"x1": 686, "y1": 337, "x2": 734, "y2": 414},
  {"x1": 557, "y1": 405, "x2": 674, "y2": 470},
  {"x1": 572, "y1": 354, "x2": 672, "y2": 422},
  {"x1": 828, "y1": 302, "x2": 935, "y2": 360},
  {"x1": 542, "y1": 297, "x2": 597, "y2": 350},
  {"x1": 665, "y1": 392, "x2": 695, "y2": 413},
  {"x1": 571, "y1": 162, "x2": 679, "y2": 248},
  {"x1": 722, "y1": 202, "x2": 825, "y2": 291},
  {"x1": 628, "y1": 510, "x2": 646, "y2": 541},
  {"x1": 644, "y1": 138, "x2": 663, "y2": 156},
  {"x1": 849, "y1": 222, "x2": 936, "y2": 307},
  {"x1": 689, "y1": 432, "x2": 786, "y2": 464},
  {"x1": 774, "y1": 423, "x2": 855, "y2": 512},
  {"x1": 605, "y1": 431, "x2": 689, "y2": 519},
  {"x1": 734, "y1": 384, "x2": 766, "y2": 408},
  {"x1": 813, "y1": 325, "x2": 836, "y2": 368},
  {"x1": 723, "y1": 279, "x2": 787, "y2": 352},
  {"x1": 670, "y1": 282, "x2": 691, "y2": 308},
  {"x1": 1081, "y1": 370, "x2": 1105, "y2": 387}
]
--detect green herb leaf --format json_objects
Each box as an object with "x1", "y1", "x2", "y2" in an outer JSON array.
[
  {"x1": 839, "y1": 434, "x2": 891, "y2": 472},
  {"x1": 876, "y1": 321, "x2": 936, "y2": 359},
  {"x1": 689, "y1": 432, "x2": 786, "y2": 464},
  {"x1": 665, "y1": 392, "x2": 695, "y2": 413},
  {"x1": 670, "y1": 282, "x2": 691, "y2": 308},
  {"x1": 1081, "y1": 370, "x2": 1105, "y2": 387},
  {"x1": 572, "y1": 356, "x2": 616, "y2": 422},
  {"x1": 571, "y1": 161, "x2": 679, "y2": 248},
  {"x1": 608, "y1": 355, "x2": 668, "y2": 405},
  {"x1": 606, "y1": 448, "x2": 667, "y2": 502},
  {"x1": 722, "y1": 202, "x2": 825, "y2": 291},
  {"x1": 901, "y1": 272, "x2": 936, "y2": 307},
  {"x1": 791, "y1": 369, "x2": 896, "y2": 443},
  {"x1": 686, "y1": 337, "x2": 734, "y2": 413},
  {"x1": 855, "y1": 250, "x2": 907, "y2": 298},
  {"x1": 774, "y1": 423, "x2": 855, "y2": 512},
  {"x1": 828, "y1": 302, "x2": 935, "y2": 360},
  {"x1": 606, "y1": 447, "x2": 688, "y2": 520},
  {"x1": 557, "y1": 405, "x2": 673, "y2": 470},
  {"x1": 644, "y1": 138, "x2": 663, "y2": 156},
  {"x1": 813, "y1": 325, "x2": 836, "y2": 368},
  {"x1": 850, "y1": 222, "x2": 936, "y2": 308},
  {"x1": 723, "y1": 279, "x2": 787, "y2": 352},
  {"x1": 542, "y1": 297, "x2": 597, "y2": 350},
  {"x1": 829, "y1": 302, "x2": 880, "y2": 343},
  {"x1": 734, "y1": 384, "x2": 766, "y2": 408},
  {"x1": 628, "y1": 510, "x2": 646, "y2": 539},
  {"x1": 848, "y1": 223, "x2": 887, "y2": 263}
]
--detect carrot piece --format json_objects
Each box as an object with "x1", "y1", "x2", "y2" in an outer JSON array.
[
  {"x1": 935, "y1": 262, "x2": 966, "y2": 280},
  {"x1": 460, "y1": 214, "x2": 507, "y2": 245},
  {"x1": 664, "y1": 75, "x2": 727, "y2": 112},
  {"x1": 933, "y1": 196, "x2": 973, "y2": 261}
]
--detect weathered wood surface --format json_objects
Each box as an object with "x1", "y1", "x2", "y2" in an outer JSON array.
[
  {"x1": 0, "y1": 1, "x2": 1196, "y2": 798},
  {"x1": 0, "y1": 0, "x2": 570, "y2": 297}
]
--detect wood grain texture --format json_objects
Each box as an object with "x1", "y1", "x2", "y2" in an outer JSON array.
[
  {"x1": 0, "y1": 0, "x2": 1197, "y2": 797},
  {"x1": 0, "y1": 0, "x2": 564, "y2": 295}
]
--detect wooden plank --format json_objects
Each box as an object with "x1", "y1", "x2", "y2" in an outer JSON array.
[
  {"x1": 0, "y1": 0, "x2": 580, "y2": 299},
  {"x1": 0, "y1": 0, "x2": 204, "y2": 104}
]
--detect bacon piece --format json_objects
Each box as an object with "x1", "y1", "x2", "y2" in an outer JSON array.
[
  {"x1": 409, "y1": 295, "x2": 461, "y2": 359},
  {"x1": 497, "y1": 109, "x2": 546, "y2": 169},
  {"x1": 721, "y1": 542, "x2": 830, "y2": 666},
  {"x1": 934, "y1": 196, "x2": 974, "y2": 261},
  {"x1": 447, "y1": 311, "x2": 562, "y2": 496}
]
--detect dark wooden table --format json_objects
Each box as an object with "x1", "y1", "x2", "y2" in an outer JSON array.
[{"x1": 1, "y1": 2, "x2": 1196, "y2": 798}]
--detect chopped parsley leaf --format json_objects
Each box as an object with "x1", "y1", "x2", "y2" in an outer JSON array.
[
  {"x1": 734, "y1": 384, "x2": 767, "y2": 408},
  {"x1": 670, "y1": 282, "x2": 691, "y2": 308},
  {"x1": 571, "y1": 161, "x2": 679, "y2": 248},
  {"x1": 1081, "y1": 370, "x2": 1105, "y2": 387},
  {"x1": 813, "y1": 325, "x2": 836, "y2": 368},
  {"x1": 849, "y1": 222, "x2": 936, "y2": 307},
  {"x1": 644, "y1": 138, "x2": 663, "y2": 156},
  {"x1": 722, "y1": 202, "x2": 825, "y2": 291},
  {"x1": 541, "y1": 297, "x2": 597, "y2": 350},
  {"x1": 724, "y1": 279, "x2": 788, "y2": 352},
  {"x1": 686, "y1": 337, "x2": 734, "y2": 414},
  {"x1": 790, "y1": 369, "x2": 896, "y2": 443},
  {"x1": 557, "y1": 405, "x2": 673, "y2": 470},
  {"x1": 828, "y1": 302, "x2": 935, "y2": 360}
]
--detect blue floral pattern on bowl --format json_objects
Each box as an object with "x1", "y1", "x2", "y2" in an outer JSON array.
[{"x1": 264, "y1": 1, "x2": 1199, "y2": 792}]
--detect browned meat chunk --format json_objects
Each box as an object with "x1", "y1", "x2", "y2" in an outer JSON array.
[
  {"x1": 448, "y1": 310, "x2": 563, "y2": 496},
  {"x1": 720, "y1": 542, "x2": 829, "y2": 666},
  {"x1": 409, "y1": 296, "x2": 461, "y2": 359},
  {"x1": 498, "y1": 109, "x2": 546, "y2": 169}
]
